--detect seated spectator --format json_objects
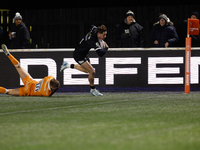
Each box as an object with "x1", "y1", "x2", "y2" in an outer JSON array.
[{"x1": 151, "y1": 14, "x2": 179, "y2": 48}]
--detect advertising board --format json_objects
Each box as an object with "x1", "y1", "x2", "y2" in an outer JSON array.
[{"x1": 1, "y1": 48, "x2": 200, "y2": 91}]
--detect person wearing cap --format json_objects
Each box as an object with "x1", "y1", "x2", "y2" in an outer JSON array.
[
  {"x1": 152, "y1": 14, "x2": 179, "y2": 48},
  {"x1": 115, "y1": 10, "x2": 143, "y2": 47},
  {"x1": 8, "y1": 12, "x2": 30, "y2": 49}
]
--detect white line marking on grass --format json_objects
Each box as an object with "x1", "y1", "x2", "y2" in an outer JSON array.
[{"x1": 0, "y1": 95, "x2": 164, "y2": 115}]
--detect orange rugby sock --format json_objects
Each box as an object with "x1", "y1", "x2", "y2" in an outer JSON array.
[
  {"x1": 0, "y1": 87, "x2": 7, "y2": 94},
  {"x1": 8, "y1": 54, "x2": 19, "y2": 67}
]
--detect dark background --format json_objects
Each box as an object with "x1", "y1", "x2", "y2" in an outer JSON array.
[{"x1": 1, "y1": 2, "x2": 200, "y2": 48}]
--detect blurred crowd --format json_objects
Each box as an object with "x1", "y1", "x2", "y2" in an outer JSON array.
[
  {"x1": 0, "y1": 10, "x2": 199, "y2": 49},
  {"x1": 115, "y1": 10, "x2": 200, "y2": 48}
]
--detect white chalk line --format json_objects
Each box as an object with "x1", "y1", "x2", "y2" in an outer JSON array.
[{"x1": 0, "y1": 95, "x2": 164, "y2": 115}]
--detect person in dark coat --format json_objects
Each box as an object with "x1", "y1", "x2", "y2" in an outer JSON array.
[
  {"x1": 9, "y1": 12, "x2": 30, "y2": 49},
  {"x1": 182, "y1": 11, "x2": 200, "y2": 47},
  {"x1": 152, "y1": 14, "x2": 179, "y2": 48},
  {"x1": 115, "y1": 10, "x2": 143, "y2": 47},
  {"x1": 149, "y1": 13, "x2": 174, "y2": 47}
]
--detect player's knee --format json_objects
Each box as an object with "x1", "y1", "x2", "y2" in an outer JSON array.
[{"x1": 90, "y1": 69, "x2": 95, "y2": 76}]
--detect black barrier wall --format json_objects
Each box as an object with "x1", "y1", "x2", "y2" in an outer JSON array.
[{"x1": 1, "y1": 49, "x2": 200, "y2": 91}]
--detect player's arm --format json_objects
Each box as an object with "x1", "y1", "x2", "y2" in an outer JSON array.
[
  {"x1": 96, "y1": 47, "x2": 108, "y2": 57},
  {"x1": 95, "y1": 41, "x2": 109, "y2": 57}
]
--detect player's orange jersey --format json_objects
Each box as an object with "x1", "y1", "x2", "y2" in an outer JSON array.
[{"x1": 19, "y1": 76, "x2": 55, "y2": 97}]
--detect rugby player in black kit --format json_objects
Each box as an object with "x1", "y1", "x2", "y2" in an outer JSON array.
[{"x1": 60, "y1": 25, "x2": 109, "y2": 96}]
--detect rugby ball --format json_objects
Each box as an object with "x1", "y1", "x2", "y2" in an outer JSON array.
[{"x1": 99, "y1": 39, "x2": 106, "y2": 49}]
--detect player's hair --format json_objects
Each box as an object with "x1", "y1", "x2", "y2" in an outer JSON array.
[
  {"x1": 50, "y1": 79, "x2": 60, "y2": 89},
  {"x1": 97, "y1": 25, "x2": 107, "y2": 34}
]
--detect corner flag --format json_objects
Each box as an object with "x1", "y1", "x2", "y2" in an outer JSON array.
[{"x1": 185, "y1": 19, "x2": 199, "y2": 94}]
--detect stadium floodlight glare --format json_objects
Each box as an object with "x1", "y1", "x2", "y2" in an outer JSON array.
[{"x1": 185, "y1": 19, "x2": 199, "y2": 93}]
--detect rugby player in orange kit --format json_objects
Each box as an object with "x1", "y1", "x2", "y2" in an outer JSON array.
[{"x1": 0, "y1": 44, "x2": 60, "y2": 96}]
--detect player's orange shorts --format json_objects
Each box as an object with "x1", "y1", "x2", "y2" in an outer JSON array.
[{"x1": 19, "y1": 76, "x2": 37, "y2": 96}]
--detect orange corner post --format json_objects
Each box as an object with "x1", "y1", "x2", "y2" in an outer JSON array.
[
  {"x1": 185, "y1": 37, "x2": 191, "y2": 94},
  {"x1": 185, "y1": 18, "x2": 199, "y2": 93}
]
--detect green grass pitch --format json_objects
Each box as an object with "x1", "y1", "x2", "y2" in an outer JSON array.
[{"x1": 0, "y1": 92, "x2": 200, "y2": 150}]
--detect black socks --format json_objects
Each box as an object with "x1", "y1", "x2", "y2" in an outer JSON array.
[
  {"x1": 90, "y1": 86, "x2": 95, "y2": 89},
  {"x1": 70, "y1": 64, "x2": 74, "y2": 68}
]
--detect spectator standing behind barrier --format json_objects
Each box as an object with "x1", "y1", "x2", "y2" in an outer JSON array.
[
  {"x1": 115, "y1": 10, "x2": 143, "y2": 47},
  {"x1": 149, "y1": 13, "x2": 174, "y2": 47},
  {"x1": 8, "y1": 12, "x2": 30, "y2": 49},
  {"x1": 152, "y1": 14, "x2": 179, "y2": 48},
  {"x1": 183, "y1": 11, "x2": 200, "y2": 47}
]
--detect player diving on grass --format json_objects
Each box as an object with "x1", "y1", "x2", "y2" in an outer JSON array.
[
  {"x1": 60, "y1": 25, "x2": 109, "y2": 96},
  {"x1": 0, "y1": 44, "x2": 60, "y2": 96}
]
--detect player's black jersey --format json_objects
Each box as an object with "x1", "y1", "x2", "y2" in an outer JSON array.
[{"x1": 74, "y1": 26, "x2": 108, "y2": 58}]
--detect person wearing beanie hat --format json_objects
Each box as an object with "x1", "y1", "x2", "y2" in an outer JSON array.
[
  {"x1": 191, "y1": 11, "x2": 199, "y2": 19},
  {"x1": 159, "y1": 14, "x2": 168, "y2": 27},
  {"x1": 126, "y1": 10, "x2": 135, "y2": 18},
  {"x1": 159, "y1": 14, "x2": 168, "y2": 24},
  {"x1": 14, "y1": 12, "x2": 22, "y2": 22},
  {"x1": 115, "y1": 10, "x2": 143, "y2": 47},
  {"x1": 181, "y1": 11, "x2": 200, "y2": 47},
  {"x1": 153, "y1": 13, "x2": 174, "y2": 27},
  {"x1": 190, "y1": 11, "x2": 200, "y2": 46},
  {"x1": 152, "y1": 14, "x2": 179, "y2": 47},
  {"x1": 8, "y1": 12, "x2": 30, "y2": 49}
]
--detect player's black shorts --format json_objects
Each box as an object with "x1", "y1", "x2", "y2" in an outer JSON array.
[{"x1": 73, "y1": 51, "x2": 90, "y2": 65}]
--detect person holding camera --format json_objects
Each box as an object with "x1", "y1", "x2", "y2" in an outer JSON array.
[{"x1": 115, "y1": 10, "x2": 143, "y2": 47}]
